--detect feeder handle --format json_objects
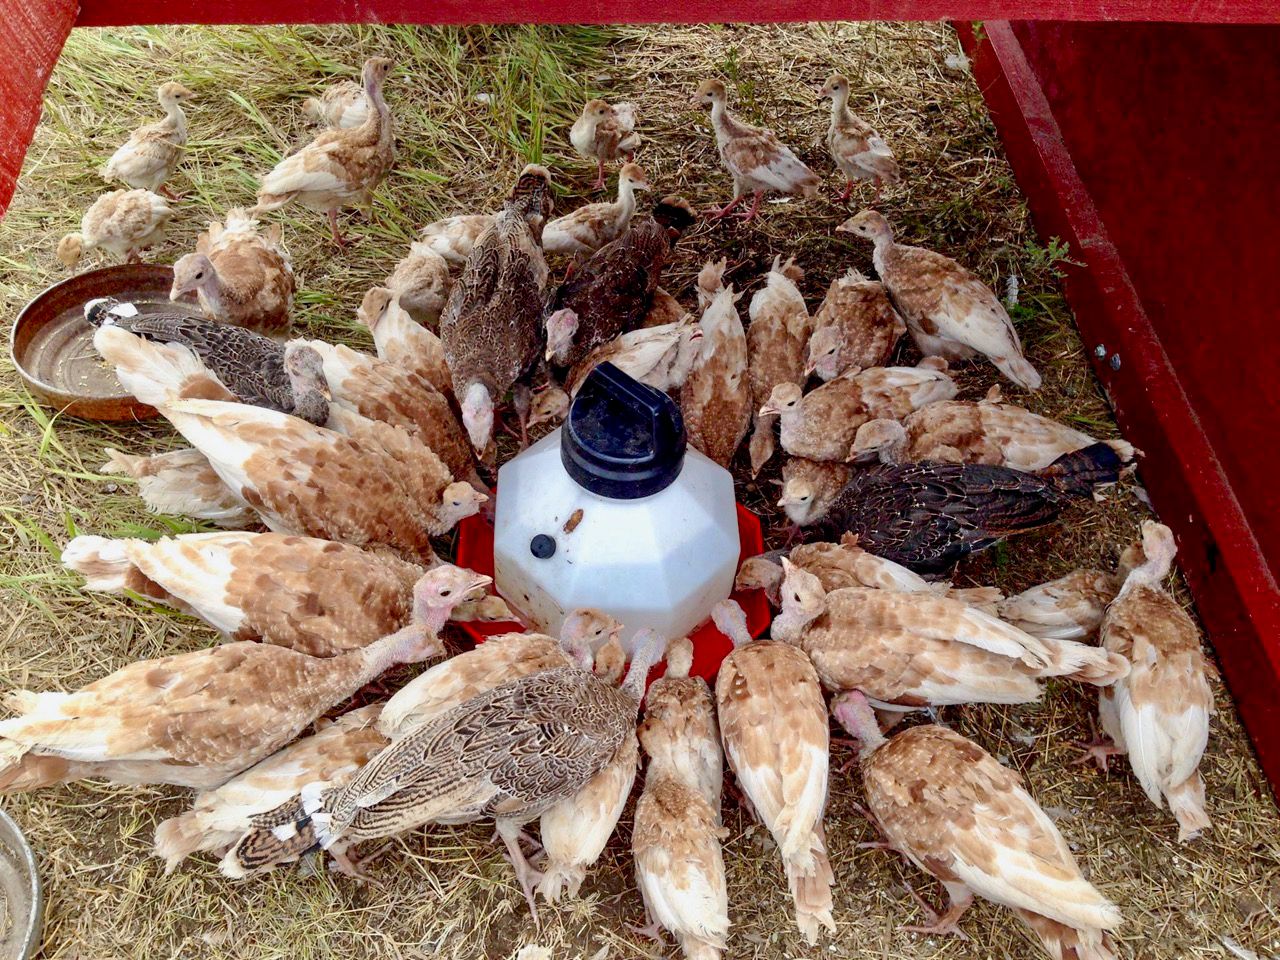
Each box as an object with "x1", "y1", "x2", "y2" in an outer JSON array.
[{"x1": 590, "y1": 361, "x2": 670, "y2": 448}]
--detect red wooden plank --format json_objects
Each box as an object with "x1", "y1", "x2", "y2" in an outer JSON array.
[
  {"x1": 0, "y1": 0, "x2": 77, "y2": 218},
  {"x1": 73, "y1": 0, "x2": 1280, "y2": 26},
  {"x1": 958, "y1": 19, "x2": 1280, "y2": 793}
]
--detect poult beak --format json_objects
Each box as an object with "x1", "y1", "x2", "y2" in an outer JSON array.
[
  {"x1": 803, "y1": 361, "x2": 817, "y2": 378},
  {"x1": 759, "y1": 403, "x2": 779, "y2": 418}
]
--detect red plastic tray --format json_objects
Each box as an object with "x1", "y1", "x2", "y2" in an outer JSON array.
[{"x1": 454, "y1": 501, "x2": 771, "y2": 686}]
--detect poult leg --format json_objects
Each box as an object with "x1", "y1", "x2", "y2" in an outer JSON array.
[
  {"x1": 496, "y1": 819, "x2": 544, "y2": 923},
  {"x1": 902, "y1": 884, "x2": 973, "y2": 940},
  {"x1": 512, "y1": 382, "x2": 534, "y2": 448},
  {"x1": 593, "y1": 158, "x2": 606, "y2": 191},
  {"x1": 159, "y1": 184, "x2": 182, "y2": 202},
  {"x1": 326, "y1": 208, "x2": 346, "y2": 248},
  {"x1": 838, "y1": 179, "x2": 853, "y2": 202},
  {"x1": 872, "y1": 178, "x2": 884, "y2": 203},
  {"x1": 1073, "y1": 736, "x2": 1125, "y2": 773},
  {"x1": 737, "y1": 190, "x2": 764, "y2": 221},
  {"x1": 706, "y1": 193, "x2": 745, "y2": 219}
]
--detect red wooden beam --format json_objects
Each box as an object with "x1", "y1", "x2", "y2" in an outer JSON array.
[
  {"x1": 958, "y1": 19, "x2": 1280, "y2": 792},
  {"x1": 73, "y1": 0, "x2": 1280, "y2": 26},
  {"x1": 0, "y1": 0, "x2": 77, "y2": 218}
]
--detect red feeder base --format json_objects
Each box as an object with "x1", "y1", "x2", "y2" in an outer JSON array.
[{"x1": 454, "y1": 502, "x2": 771, "y2": 687}]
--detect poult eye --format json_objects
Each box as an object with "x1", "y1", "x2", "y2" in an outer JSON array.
[{"x1": 440, "y1": 588, "x2": 453, "y2": 598}]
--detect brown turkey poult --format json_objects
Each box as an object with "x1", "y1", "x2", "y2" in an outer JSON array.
[
  {"x1": 441, "y1": 164, "x2": 554, "y2": 452},
  {"x1": 218, "y1": 611, "x2": 612, "y2": 878},
  {"x1": 811, "y1": 444, "x2": 1125, "y2": 576},
  {"x1": 1080, "y1": 521, "x2": 1215, "y2": 842},
  {"x1": 170, "y1": 208, "x2": 296, "y2": 335},
  {"x1": 257, "y1": 631, "x2": 666, "y2": 916},
  {"x1": 838, "y1": 210, "x2": 1041, "y2": 389},
  {"x1": 851, "y1": 385, "x2": 1137, "y2": 471},
  {"x1": 745, "y1": 256, "x2": 811, "y2": 477},
  {"x1": 633, "y1": 636, "x2": 729, "y2": 960},
  {"x1": 357, "y1": 285, "x2": 452, "y2": 398},
  {"x1": 95, "y1": 324, "x2": 486, "y2": 565},
  {"x1": 62, "y1": 531, "x2": 492, "y2": 658},
  {"x1": 0, "y1": 566, "x2": 476, "y2": 793},
  {"x1": 545, "y1": 196, "x2": 698, "y2": 370},
  {"x1": 763, "y1": 358, "x2": 957, "y2": 463},
  {"x1": 712, "y1": 600, "x2": 835, "y2": 944},
  {"x1": 84, "y1": 299, "x2": 330, "y2": 424},
  {"x1": 834, "y1": 691, "x2": 1123, "y2": 960},
  {"x1": 777, "y1": 457, "x2": 852, "y2": 528},
  {"x1": 773, "y1": 559, "x2": 1128, "y2": 718},
  {"x1": 298, "y1": 337, "x2": 479, "y2": 487},
  {"x1": 805, "y1": 268, "x2": 905, "y2": 382},
  {"x1": 252, "y1": 57, "x2": 396, "y2": 247},
  {"x1": 680, "y1": 261, "x2": 751, "y2": 468}
]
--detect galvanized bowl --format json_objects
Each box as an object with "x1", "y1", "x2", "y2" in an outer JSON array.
[
  {"x1": 9, "y1": 263, "x2": 202, "y2": 422},
  {"x1": 0, "y1": 807, "x2": 42, "y2": 960}
]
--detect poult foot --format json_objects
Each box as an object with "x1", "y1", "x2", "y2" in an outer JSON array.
[{"x1": 1072, "y1": 737, "x2": 1125, "y2": 773}]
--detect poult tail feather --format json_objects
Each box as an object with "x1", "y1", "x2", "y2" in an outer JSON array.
[
  {"x1": 61, "y1": 536, "x2": 133, "y2": 591},
  {"x1": 783, "y1": 829, "x2": 836, "y2": 944},
  {"x1": 154, "y1": 812, "x2": 212, "y2": 874},
  {"x1": 1015, "y1": 909, "x2": 1119, "y2": 960},
  {"x1": 1167, "y1": 773, "x2": 1211, "y2": 842},
  {"x1": 537, "y1": 864, "x2": 585, "y2": 904},
  {"x1": 1038, "y1": 637, "x2": 1131, "y2": 686},
  {"x1": 679, "y1": 935, "x2": 724, "y2": 960},
  {"x1": 0, "y1": 752, "x2": 74, "y2": 794}
]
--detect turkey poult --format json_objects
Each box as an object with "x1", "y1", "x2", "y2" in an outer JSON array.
[
  {"x1": 810, "y1": 446, "x2": 1125, "y2": 576},
  {"x1": 56, "y1": 188, "x2": 172, "y2": 266},
  {"x1": 817, "y1": 73, "x2": 899, "y2": 201},
  {"x1": 712, "y1": 600, "x2": 836, "y2": 944},
  {"x1": 852, "y1": 386, "x2": 1137, "y2": 471},
  {"x1": 357, "y1": 286, "x2": 452, "y2": 397},
  {"x1": 1082, "y1": 522, "x2": 1214, "y2": 842},
  {"x1": 736, "y1": 535, "x2": 1003, "y2": 612},
  {"x1": 805, "y1": 268, "x2": 905, "y2": 381},
  {"x1": 252, "y1": 57, "x2": 396, "y2": 247},
  {"x1": 762, "y1": 359, "x2": 957, "y2": 463},
  {"x1": 570, "y1": 98, "x2": 641, "y2": 190},
  {"x1": 302, "y1": 79, "x2": 370, "y2": 129},
  {"x1": 834, "y1": 691, "x2": 1123, "y2": 960},
  {"x1": 773, "y1": 559, "x2": 1128, "y2": 719},
  {"x1": 745, "y1": 256, "x2": 810, "y2": 477},
  {"x1": 441, "y1": 164, "x2": 554, "y2": 452},
  {"x1": 538, "y1": 617, "x2": 640, "y2": 904},
  {"x1": 998, "y1": 566, "x2": 1126, "y2": 641},
  {"x1": 418, "y1": 212, "x2": 497, "y2": 266},
  {"x1": 297, "y1": 337, "x2": 479, "y2": 487},
  {"x1": 154, "y1": 703, "x2": 389, "y2": 874},
  {"x1": 100, "y1": 81, "x2": 194, "y2": 198},
  {"x1": 0, "y1": 567, "x2": 467, "y2": 793},
  {"x1": 633, "y1": 636, "x2": 729, "y2": 960},
  {"x1": 541, "y1": 162, "x2": 650, "y2": 257},
  {"x1": 94, "y1": 324, "x2": 485, "y2": 563},
  {"x1": 384, "y1": 241, "x2": 452, "y2": 328},
  {"x1": 83, "y1": 299, "x2": 328, "y2": 424},
  {"x1": 255, "y1": 631, "x2": 666, "y2": 917},
  {"x1": 563, "y1": 318, "x2": 703, "y2": 398},
  {"x1": 221, "y1": 611, "x2": 610, "y2": 879},
  {"x1": 170, "y1": 208, "x2": 296, "y2": 335},
  {"x1": 839, "y1": 210, "x2": 1042, "y2": 390},
  {"x1": 694, "y1": 79, "x2": 821, "y2": 221},
  {"x1": 777, "y1": 457, "x2": 851, "y2": 528},
  {"x1": 100, "y1": 446, "x2": 257, "y2": 529},
  {"x1": 680, "y1": 262, "x2": 751, "y2": 468},
  {"x1": 546, "y1": 195, "x2": 698, "y2": 371},
  {"x1": 62, "y1": 531, "x2": 491, "y2": 658}
]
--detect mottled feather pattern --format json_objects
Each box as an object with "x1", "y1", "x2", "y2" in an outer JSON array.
[
  {"x1": 681, "y1": 285, "x2": 751, "y2": 467},
  {"x1": 440, "y1": 187, "x2": 550, "y2": 399},
  {"x1": 550, "y1": 216, "x2": 671, "y2": 368},
  {"x1": 316, "y1": 666, "x2": 634, "y2": 844}
]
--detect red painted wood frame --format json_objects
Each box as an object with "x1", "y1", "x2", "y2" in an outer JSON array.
[
  {"x1": 957, "y1": 20, "x2": 1280, "y2": 792},
  {"x1": 3, "y1": 4, "x2": 1280, "y2": 791}
]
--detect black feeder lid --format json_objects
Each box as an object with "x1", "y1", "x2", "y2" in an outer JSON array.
[{"x1": 561, "y1": 362, "x2": 686, "y2": 500}]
